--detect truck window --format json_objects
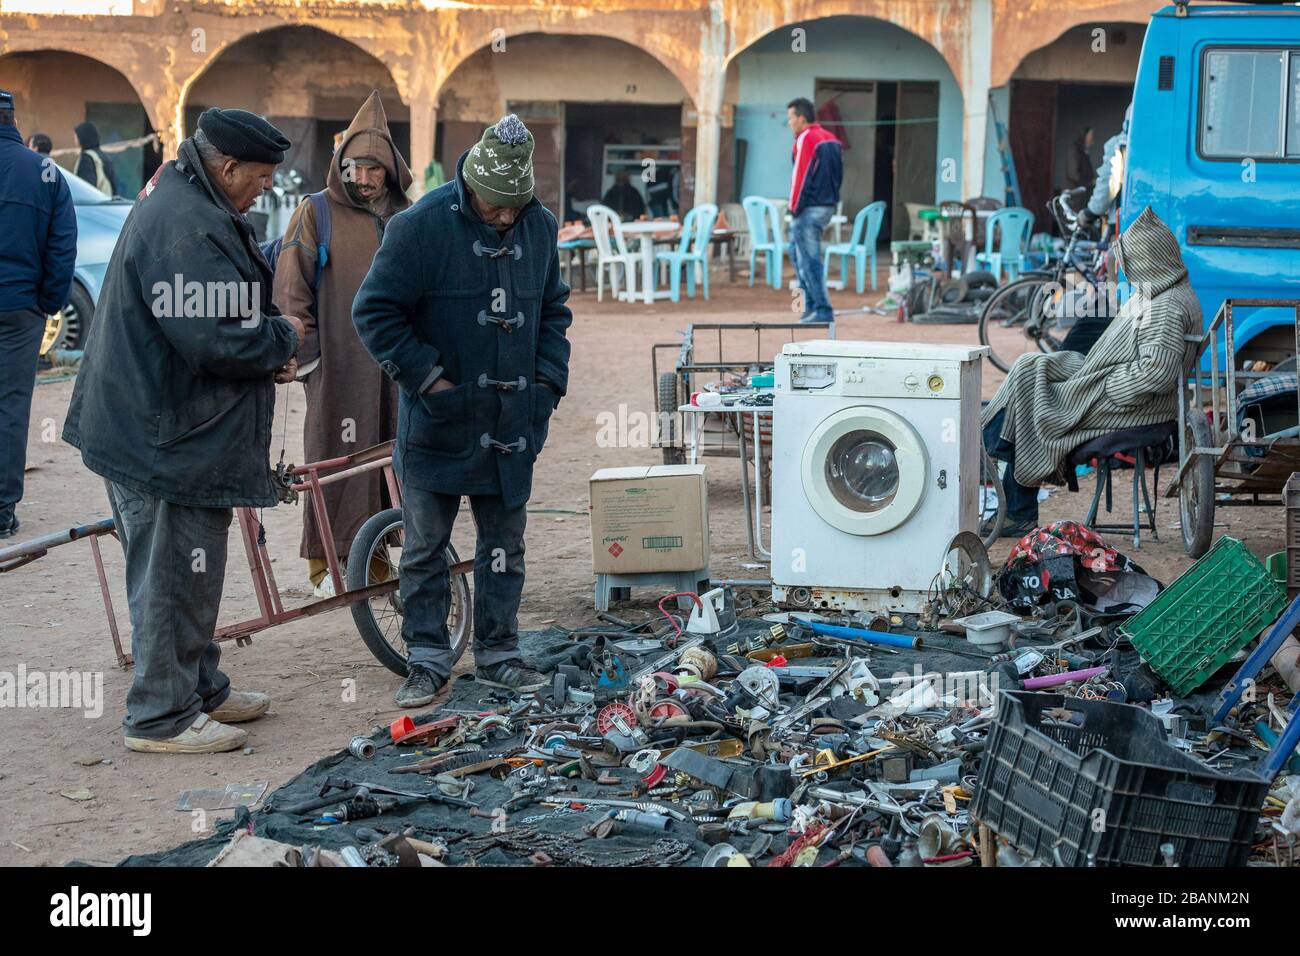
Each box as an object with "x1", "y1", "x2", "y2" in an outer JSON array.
[
  {"x1": 1200, "y1": 48, "x2": 1300, "y2": 160},
  {"x1": 1290, "y1": 54, "x2": 1300, "y2": 157}
]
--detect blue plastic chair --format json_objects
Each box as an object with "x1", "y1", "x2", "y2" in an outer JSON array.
[
  {"x1": 655, "y1": 203, "x2": 718, "y2": 301},
  {"x1": 822, "y1": 201, "x2": 886, "y2": 293},
  {"x1": 742, "y1": 196, "x2": 785, "y2": 290},
  {"x1": 975, "y1": 207, "x2": 1034, "y2": 282}
]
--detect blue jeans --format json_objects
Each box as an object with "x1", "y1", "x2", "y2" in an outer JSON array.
[
  {"x1": 982, "y1": 410, "x2": 1039, "y2": 525},
  {"x1": 790, "y1": 205, "x2": 835, "y2": 321},
  {"x1": 0, "y1": 309, "x2": 44, "y2": 524},
  {"x1": 400, "y1": 487, "x2": 528, "y2": 682}
]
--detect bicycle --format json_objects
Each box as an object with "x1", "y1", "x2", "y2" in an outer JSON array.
[{"x1": 977, "y1": 190, "x2": 1112, "y2": 374}]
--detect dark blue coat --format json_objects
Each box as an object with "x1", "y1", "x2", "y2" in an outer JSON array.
[
  {"x1": 0, "y1": 123, "x2": 77, "y2": 314},
  {"x1": 352, "y1": 151, "x2": 572, "y2": 508}
]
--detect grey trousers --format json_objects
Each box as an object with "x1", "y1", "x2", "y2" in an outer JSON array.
[
  {"x1": 401, "y1": 487, "x2": 527, "y2": 683},
  {"x1": 105, "y1": 480, "x2": 233, "y2": 739}
]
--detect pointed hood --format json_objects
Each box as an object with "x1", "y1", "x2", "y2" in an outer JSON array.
[
  {"x1": 74, "y1": 121, "x2": 101, "y2": 150},
  {"x1": 1113, "y1": 205, "x2": 1187, "y2": 298},
  {"x1": 327, "y1": 91, "x2": 413, "y2": 209}
]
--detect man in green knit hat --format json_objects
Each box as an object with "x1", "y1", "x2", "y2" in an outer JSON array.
[{"x1": 354, "y1": 113, "x2": 572, "y2": 707}]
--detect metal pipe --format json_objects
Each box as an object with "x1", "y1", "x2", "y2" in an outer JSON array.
[
  {"x1": 807, "y1": 621, "x2": 922, "y2": 650},
  {"x1": 1022, "y1": 665, "x2": 1107, "y2": 689},
  {"x1": 0, "y1": 517, "x2": 115, "y2": 567}
]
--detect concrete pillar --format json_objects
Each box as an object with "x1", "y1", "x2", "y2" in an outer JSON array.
[
  {"x1": 407, "y1": 91, "x2": 437, "y2": 199},
  {"x1": 962, "y1": 0, "x2": 994, "y2": 201},
  {"x1": 153, "y1": 85, "x2": 185, "y2": 163},
  {"x1": 692, "y1": 0, "x2": 728, "y2": 206}
]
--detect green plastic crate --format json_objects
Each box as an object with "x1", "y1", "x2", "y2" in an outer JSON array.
[{"x1": 1119, "y1": 537, "x2": 1287, "y2": 696}]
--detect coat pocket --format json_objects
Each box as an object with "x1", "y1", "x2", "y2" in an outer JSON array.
[
  {"x1": 409, "y1": 381, "x2": 475, "y2": 458},
  {"x1": 530, "y1": 384, "x2": 557, "y2": 458},
  {"x1": 156, "y1": 382, "x2": 244, "y2": 447}
]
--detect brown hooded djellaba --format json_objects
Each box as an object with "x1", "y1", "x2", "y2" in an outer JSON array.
[{"x1": 273, "y1": 91, "x2": 413, "y2": 564}]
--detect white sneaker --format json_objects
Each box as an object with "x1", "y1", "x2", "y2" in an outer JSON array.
[
  {"x1": 124, "y1": 713, "x2": 248, "y2": 754},
  {"x1": 210, "y1": 689, "x2": 270, "y2": 724},
  {"x1": 312, "y1": 575, "x2": 337, "y2": 599}
]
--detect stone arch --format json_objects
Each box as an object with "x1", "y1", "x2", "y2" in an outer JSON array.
[
  {"x1": 992, "y1": 1, "x2": 1158, "y2": 87},
  {"x1": 178, "y1": 24, "x2": 406, "y2": 191},
  {"x1": 0, "y1": 47, "x2": 159, "y2": 194},
  {"x1": 726, "y1": 12, "x2": 966, "y2": 234}
]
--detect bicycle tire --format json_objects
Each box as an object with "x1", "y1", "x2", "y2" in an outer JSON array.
[
  {"x1": 347, "y1": 507, "x2": 471, "y2": 676},
  {"x1": 977, "y1": 276, "x2": 1049, "y2": 373}
]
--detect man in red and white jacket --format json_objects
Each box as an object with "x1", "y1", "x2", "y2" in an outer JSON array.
[{"x1": 786, "y1": 98, "x2": 843, "y2": 324}]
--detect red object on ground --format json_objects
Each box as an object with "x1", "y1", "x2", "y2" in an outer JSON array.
[{"x1": 389, "y1": 715, "x2": 414, "y2": 742}]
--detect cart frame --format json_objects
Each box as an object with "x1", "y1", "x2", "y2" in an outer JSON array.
[
  {"x1": 0, "y1": 441, "x2": 472, "y2": 667},
  {"x1": 1167, "y1": 297, "x2": 1300, "y2": 556},
  {"x1": 650, "y1": 320, "x2": 831, "y2": 464}
]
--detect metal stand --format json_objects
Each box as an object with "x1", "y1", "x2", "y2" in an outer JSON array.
[
  {"x1": 595, "y1": 569, "x2": 711, "y2": 612},
  {"x1": 1212, "y1": 592, "x2": 1300, "y2": 777}
]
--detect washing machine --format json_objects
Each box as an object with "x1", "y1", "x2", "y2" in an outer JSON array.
[{"x1": 771, "y1": 340, "x2": 987, "y2": 614}]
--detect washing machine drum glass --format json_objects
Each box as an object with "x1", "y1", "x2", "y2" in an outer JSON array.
[
  {"x1": 802, "y1": 405, "x2": 928, "y2": 536},
  {"x1": 827, "y1": 432, "x2": 899, "y2": 511}
]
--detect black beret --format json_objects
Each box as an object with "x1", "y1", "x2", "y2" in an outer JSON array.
[{"x1": 197, "y1": 107, "x2": 290, "y2": 164}]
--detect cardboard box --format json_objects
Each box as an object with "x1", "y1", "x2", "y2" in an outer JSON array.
[{"x1": 590, "y1": 465, "x2": 709, "y2": 574}]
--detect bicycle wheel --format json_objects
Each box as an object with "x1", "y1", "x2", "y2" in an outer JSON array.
[
  {"x1": 346, "y1": 507, "x2": 471, "y2": 676},
  {"x1": 1179, "y1": 411, "x2": 1216, "y2": 559},
  {"x1": 978, "y1": 276, "x2": 1051, "y2": 373}
]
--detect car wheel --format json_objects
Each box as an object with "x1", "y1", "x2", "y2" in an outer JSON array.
[{"x1": 45, "y1": 282, "x2": 95, "y2": 354}]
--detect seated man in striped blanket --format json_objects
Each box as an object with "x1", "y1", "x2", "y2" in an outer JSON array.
[{"x1": 981, "y1": 206, "x2": 1199, "y2": 538}]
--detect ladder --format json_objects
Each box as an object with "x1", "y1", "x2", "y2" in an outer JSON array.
[{"x1": 988, "y1": 93, "x2": 1021, "y2": 208}]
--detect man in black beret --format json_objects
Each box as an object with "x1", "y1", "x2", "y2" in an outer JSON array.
[{"x1": 64, "y1": 108, "x2": 305, "y2": 755}]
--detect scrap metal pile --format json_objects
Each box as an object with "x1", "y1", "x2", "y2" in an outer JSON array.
[{"x1": 183, "y1": 558, "x2": 1300, "y2": 869}]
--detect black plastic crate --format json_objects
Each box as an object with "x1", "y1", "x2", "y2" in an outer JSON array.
[{"x1": 972, "y1": 691, "x2": 1269, "y2": 867}]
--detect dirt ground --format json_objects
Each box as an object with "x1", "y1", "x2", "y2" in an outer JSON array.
[{"x1": 0, "y1": 267, "x2": 1286, "y2": 867}]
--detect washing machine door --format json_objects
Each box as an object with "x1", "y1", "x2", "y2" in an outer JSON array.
[{"x1": 801, "y1": 405, "x2": 928, "y2": 536}]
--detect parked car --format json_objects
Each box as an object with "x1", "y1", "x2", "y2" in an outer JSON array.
[
  {"x1": 1123, "y1": 1, "x2": 1300, "y2": 366},
  {"x1": 42, "y1": 169, "x2": 131, "y2": 354}
]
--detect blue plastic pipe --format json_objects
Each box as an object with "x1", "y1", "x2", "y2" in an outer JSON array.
[{"x1": 806, "y1": 621, "x2": 921, "y2": 649}]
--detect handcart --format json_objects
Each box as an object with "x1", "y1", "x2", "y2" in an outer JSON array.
[
  {"x1": 1167, "y1": 298, "x2": 1300, "y2": 558},
  {"x1": 651, "y1": 321, "x2": 831, "y2": 466},
  {"x1": 0, "y1": 441, "x2": 470, "y2": 676}
]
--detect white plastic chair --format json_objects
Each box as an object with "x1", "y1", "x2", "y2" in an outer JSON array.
[{"x1": 587, "y1": 204, "x2": 637, "y2": 302}]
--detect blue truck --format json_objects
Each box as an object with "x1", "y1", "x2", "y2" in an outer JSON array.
[{"x1": 1123, "y1": 1, "x2": 1300, "y2": 364}]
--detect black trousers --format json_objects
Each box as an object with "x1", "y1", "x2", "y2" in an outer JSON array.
[
  {"x1": 0, "y1": 309, "x2": 45, "y2": 523},
  {"x1": 400, "y1": 486, "x2": 527, "y2": 683}
]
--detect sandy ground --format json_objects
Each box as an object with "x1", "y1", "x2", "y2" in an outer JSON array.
[{"x1": 0, "y1": 264, "x2": 1286, "y2": 867}]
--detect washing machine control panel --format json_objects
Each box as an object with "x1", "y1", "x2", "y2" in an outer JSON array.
[{"x1": 785, "y1": 357, "x2": 963, "y2": 399}]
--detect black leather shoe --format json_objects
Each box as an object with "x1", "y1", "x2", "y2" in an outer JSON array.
[{"x1": 0, "y1": 515, "x2": 18, "y2": 539}]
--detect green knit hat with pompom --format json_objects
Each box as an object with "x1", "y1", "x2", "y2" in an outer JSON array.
[{"x1": 463, "y1": 114, "x2": 535, "y2": 208}]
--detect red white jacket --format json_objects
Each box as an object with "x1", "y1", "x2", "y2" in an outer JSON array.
[{"x1": 789, "y1": 123, "x2": 843, "y2": 215}]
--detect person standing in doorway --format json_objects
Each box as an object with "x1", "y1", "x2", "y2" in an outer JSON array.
[
  {"x1": 1066, "y1": 126, "x2": 1096, "y2": 192},
  {"x1": 786, "y1": 97, "x2": 842, "y2": 324},
  {"x1": 73, "y1": 121, "x2": 118, "y2": 197}
]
